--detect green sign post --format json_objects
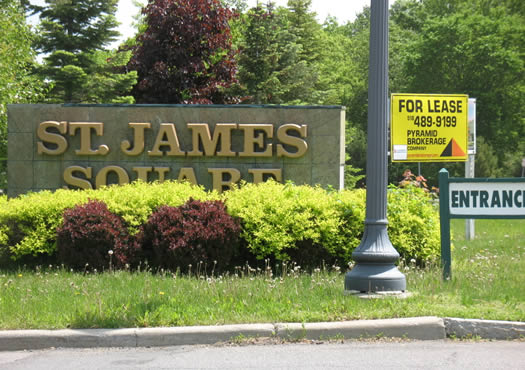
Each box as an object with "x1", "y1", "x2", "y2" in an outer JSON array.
[{"x1": 439, "y1": 168, "x2": 525, "y2": 279}]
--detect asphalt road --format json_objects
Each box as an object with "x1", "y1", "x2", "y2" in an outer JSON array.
[{"x1": 1, "y1": 340, "x2": 524, "y2": 370}]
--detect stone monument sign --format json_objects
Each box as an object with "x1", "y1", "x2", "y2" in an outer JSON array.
[{"x1": 7, "y1": 104, "x2": 345, "y2": 197}]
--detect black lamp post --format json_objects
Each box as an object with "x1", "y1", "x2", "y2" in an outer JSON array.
[{"x1": 344, "y1": 0, "x2": 406, "y2": 293}]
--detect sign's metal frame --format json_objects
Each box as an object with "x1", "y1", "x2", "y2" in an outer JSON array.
[{"x1": 438, "y1": 168, "x2": 525, "y2": 280}]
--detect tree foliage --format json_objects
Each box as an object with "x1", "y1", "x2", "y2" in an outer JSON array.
[
  {"x1": 235, "y1": 1, "x2": 325, "y2": 104},
  {"x1": 397, "y1": 0, "x2": 524, "y2": 178},
  {"x1": 0, "y1": 0, "x2": 45, "y2": 163},
  {"x1": 236, "y1": 3, "x2": 308, "y2": 104},
  {"x1": 338, "y1": 0, "x2": 524, "y2": 184},
  {"x1": 232, "y1": 4, "x2": 279, "y2": 104},
  {"x1": 127, "y1": 0, "x2": 238, "y2": 104},
  {"x1": 285, "y1": 0, "x2": 322, "y2": 65},
  {"x1": 35, "y1": 0, "x2": 120, "y2": 54},
  {"x1": 35, "y1": 0, "x2": 136, "y2": 103}
]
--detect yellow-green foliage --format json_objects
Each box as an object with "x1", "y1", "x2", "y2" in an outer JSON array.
[
  {"x1": 0, "y1": 181, "x2": 213, "y2": 258},
  {"x1": 226, "y1": 182, "x2": 349, "y2": 261},
  {"x1": 225, "y1": 183, "x2": 440, "y2": 264},
  {"x1": 89, "y1": 181, "x2": 216, "y2": 232},
  {"x1": 0, "y1": 194, "x2": 7, "y2": 247},
  {"x1": 331, "y1": 188, "x2": 366, "y2": 256},
  {"x1": 0, "y1": 189, "x2": 88, "y2": 258},
  {"x1": 0, "y1": 181, "x2": 441, "y2": 265},
  {"x1": 387, "y1": 185, "x2": 441, "y2": 264}
]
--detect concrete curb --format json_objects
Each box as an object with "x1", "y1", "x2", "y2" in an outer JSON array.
[
  {"x1": 277, "y1": 317, "x2": 445, "y2": 340},
  {"x1": 444, "y1": 318, "x2": 525, "y2": 340},
  {"x1": 0, "y1": 324, "x2": 275, "y2": 352},
  {"x1": 0, "y1": 317, "x2": 523, "y2": 351},
  {"x1": 275, "y1": 316, "x2": 445, "y2": 341}
]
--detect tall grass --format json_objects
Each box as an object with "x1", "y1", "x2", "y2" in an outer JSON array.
[{"x1": 0, "y1": 219, "x2": 523, "y2": 329}]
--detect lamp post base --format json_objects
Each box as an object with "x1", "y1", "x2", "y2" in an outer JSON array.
[{"x1": 344, "y1": 263, "x2": 406, "y2": 292}]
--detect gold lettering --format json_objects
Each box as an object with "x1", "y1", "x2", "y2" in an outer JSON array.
[
  {"x1": 208, "y1": 168, "x2": 241, "y2": 192},
  {"x1": 132, "y1": 166, "x2": 153, "y2": 181},
  {"x1": 187, "y1": 123, "x2": 237, "y2": 157},
  {"x1": 133, "y1": 166, "x2": 170, "y2": 182},
  {"x1": 238, "y1": 124, "x2": 273, "y2": 157},
  {"x1": 69, "y1": 122, "x2": 109, "y2": 156},
  {"x1": 63, "y1": 166, "x2": 93, "y2": 189},
  {"x1": 95, "y1": 166, "x2": 130, "y2": 188},
  {"x1": 276, "y1": 124, "x2": 308, "y2": 158},
  {"x1": 121, "y1": 122, "x2": 151, "y2": 155},
  {"x1": 148, "y1": 123, "x2": 185, "y2": 156},
  {"x1": 178, "y1": 167, "x2": 198, "y2": 185},
  {"x1": 37, "y1": 121, "x2": 68, "y2": 155},
  {"x1": 155, "y1": 167, "x2": 170, "y2": 182},
  {"x1": 248, "y1": 169, "x2": 282, "y2": 183}
]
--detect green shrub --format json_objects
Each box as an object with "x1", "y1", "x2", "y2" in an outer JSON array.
[
  {"x1": 0, "y1": 189, "x2": 91, "y2": 259},
  {"x1": 0, "y1": 181, "x2": 213, "y2": 260},
  {"x1": 387, "y1": 185, "x2": 441, "y2": 264},
  {"x1": 226, "y1": 182, "x2": 440, "y2": 267},
  {"x1": 225, "y1": 181, "x2": 351, "y2": 266},
  {"x1": 0, "y1": 180, "x2": 441, "y2": 269},
  {"x1": 331, "y1": 188, "x2": 366, "y2": 260}
]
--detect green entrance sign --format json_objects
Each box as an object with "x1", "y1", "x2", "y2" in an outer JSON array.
[{"x1": 438, "y1": 168, "x2": 525, "y2": 279}]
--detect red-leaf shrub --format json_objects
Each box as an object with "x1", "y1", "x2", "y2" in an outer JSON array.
[
  {"x1": 127, "y1": 0, "x2": 239, "y2": 104},
  {"x1": 57, "y1": 200, "x2": 133, "y2": 270},
  {"x1": 136, "y1": 199, "x2": 241, "y2": 272}
]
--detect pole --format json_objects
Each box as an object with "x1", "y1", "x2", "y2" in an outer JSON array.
[
  {"x1": 465, "y1": 154, "x2": 475, "y2": 240},
  {"x1": 439, "y1": 168, "x2": 451, "y2": 280},
  {"x1": 345, "y1": 0, "x2": 406, "y2": 293}
]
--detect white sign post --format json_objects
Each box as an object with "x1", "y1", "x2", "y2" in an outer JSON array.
[{"x1": 465, "y1": 98, "x2": 476, "y2": 240}]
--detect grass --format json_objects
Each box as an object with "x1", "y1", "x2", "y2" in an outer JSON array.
[{"x1": 0, "y1": 219, "x2": 523, "y2": 330}]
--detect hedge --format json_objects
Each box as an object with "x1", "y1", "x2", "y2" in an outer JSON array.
[{"x1": 0, "y1": 181, "x2": 440, "y2": 269}]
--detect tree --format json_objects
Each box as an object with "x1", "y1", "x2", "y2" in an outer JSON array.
[
  {"x1": 0, "y1": 0, "x2": 45, "y2": 189},
  {"x1": 35, "y1": 0, "x2": 135, "y2": 103},
  {"x1": 235, "y1": 1, "x2": 326, "y2": 104},
  {"x1": 401, "y1": 3, "x2": 524, "y2": 173},
  {"x1": 83, "y1": 50, "x2": 138, "y2": 104},
  {"x1": 315, "y1": 18, "x2": 358, "y2": 106},
  {"x1": 285, "y1": 0, "x2": 322, "y2": 65},
  {"x1": 127, "y1": 0, "x2": 239, "y2": 104},
  {"x1": 341, "y1": 1, "x2": 524, "y2": 185},
  {"x1": 236, "y1": 4, "x2": 282, "y2": 104}
]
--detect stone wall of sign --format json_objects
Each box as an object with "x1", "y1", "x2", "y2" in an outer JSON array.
[{"x1": 7, "y1": 104, "x2": 345, "y2": 197}]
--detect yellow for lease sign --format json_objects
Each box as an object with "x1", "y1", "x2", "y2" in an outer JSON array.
[{"x1": 390, "y1": 93, "x2": 468, "y2": 162}]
